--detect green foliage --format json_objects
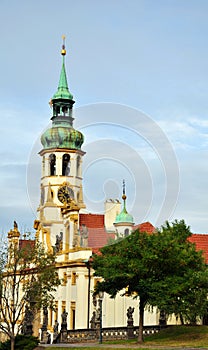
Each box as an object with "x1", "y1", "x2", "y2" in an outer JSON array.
[
  {"x1": 147, "y1": 221, "x2": 208, "y2": 324},
  {"x1": 21, "y1": 241, "x2": 61, "y2": 310},
  {"x1": 0, "y1": 335, "x2": 39, "y2": 350},
  {"x1": 0, "y1": 238, "x2": 61, "y2": 342},
  {"x1": 93, "y1": 220, "x2": 208, "y2": 340}
]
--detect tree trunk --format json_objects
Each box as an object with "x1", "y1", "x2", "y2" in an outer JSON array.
[
  {"x1": 138, "y1": 297, "x2": 145, "y2": 343},
  {"x1": 11, "y1": 336, "x2": 15, "y2": 350},
  {"x1": 10, "y1": 325, "x2": 15, "y2": 350},
  {"x1": 180, "y1": 313, "x2": 184, "y2": 325}
]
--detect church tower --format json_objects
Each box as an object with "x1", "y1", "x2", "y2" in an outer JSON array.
[
  {"x1": 114, "y1": 180, "x2": 134, "y2": 238},
  {"x1": 36, "y1": 37, "x2": 86, "y2": 252}
]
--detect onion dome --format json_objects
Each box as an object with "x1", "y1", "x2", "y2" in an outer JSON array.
[
  {"x1": 41, "y1": 126, "x2": 84, "y2": 150},
  {"x1": 114, "y1": 181, "x2": 134, "y2": 224},
  {"x1": 41, "y1": 36, "x2": 84, "y2": 151},
  {"x1": 114, "y1": 203, "x2": 134, "y2": 224}
]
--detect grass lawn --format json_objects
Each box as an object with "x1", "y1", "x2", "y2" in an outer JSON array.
[
  {"x1": 145, "y1": 325, "x2": 208, "y2": 347},
  {"x1": 43, "y1": 325, "x2": 208, "y2": 349}
]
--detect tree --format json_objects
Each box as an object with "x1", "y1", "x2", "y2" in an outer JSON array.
[
  {"x1": 0, "y1": 227, "x2": 60, "y2": 350},
  {"x1": 148, "y1": 221, "x2": 208, "y2": 325},
  {"x1": 92, "y1": 220, "x2": 208, "y2": 343}
]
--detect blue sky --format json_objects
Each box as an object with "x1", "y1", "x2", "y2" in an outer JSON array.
[{"x1": 0, "y1": 0, "x2": 208, "y2": 234}]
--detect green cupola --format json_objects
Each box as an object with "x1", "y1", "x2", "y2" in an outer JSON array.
[
  {"x1": 41, "y1": 37, "x2": 84, "y2": 151},
  {"x1": 114, "y1": 181, "x2": 134, "y2": 225}
]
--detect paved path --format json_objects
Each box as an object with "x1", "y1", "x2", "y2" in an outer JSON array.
[{"x1": 35, "y1": 343, "x2": 208, "y2": 349}]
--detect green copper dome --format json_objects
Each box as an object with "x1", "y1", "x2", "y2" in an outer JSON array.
[
  {"x1": 41, "y1": 126, "x2": 84, "y2": 150},
  {"x1": 114, "y1": 206, "x2": 134, "y2": 224}
]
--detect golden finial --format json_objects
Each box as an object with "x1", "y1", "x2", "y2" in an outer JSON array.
[{"x1": 61, "y1": 35, "x2": 66, "y2": 56}]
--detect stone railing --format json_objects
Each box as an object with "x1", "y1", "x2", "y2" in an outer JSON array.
[{"x1": 57, "y1": 325, "x2": 163, "y2": 343}]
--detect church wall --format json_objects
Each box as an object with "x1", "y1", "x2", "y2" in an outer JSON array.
[
  {"x1": 114, "y1": 223, "x2": 133, "y2": 238},
  {"x1": 43, "y1": 207, "x2": 61, "y2": 221},
  {"x1": 104, "y1": 200, "x2": 121, "y2": 231},
  {"x1": 102, "y1": 292, "x2": 159, "y2": 328},
  {"x1": 74, "y1": 267, "x2": 89, "y2": 329}
]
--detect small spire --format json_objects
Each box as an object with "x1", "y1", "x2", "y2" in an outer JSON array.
[
  {"x1": 122, "y1": 179, "x2": 127, "y2": 201},
  {"x1": 52, "y1": 36, "x2": 73, "y2": 101},
  {"x1": 114, "y1": 181, "x2": 134, "y2": 225},
  {"x1": 61, "y1": 35, "x2": 66, "y2": 56}
]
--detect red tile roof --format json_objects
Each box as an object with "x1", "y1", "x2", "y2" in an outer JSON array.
[
  {"x1": 188, "y1": 234, "x2": 208, "y2": 263},
  {"x1": 80, "y1": 213, "x2": 105, "y2": 228},
  {"x1": 133, "y1": 222, "x2": 155, "y2": 234},
  {"x1": 80, "y1": 214, "x2": 115, "y2": 251},
  {"x1": 88, "y1": 228, "x2": 115, "y2": 249},
  {"x1": 80, "y1": 214, "x2": 208, "y2": 263},
  {"x1": 80, "y1": 215, "x2": 157, "y2": 252}
]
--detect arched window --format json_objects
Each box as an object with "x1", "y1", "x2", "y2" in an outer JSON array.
[
  {"x1": 49, "y1": 154, "x2": 56, "y2": 176},
  {"x1": 76, "y1": 156, "x2": 81, "y2": 177},
  {"x1": 62, "y1": 154, "x2": 70, "y2": 176},
  {"x1": 124, "y1": 228, "x2": 129, "y2": 237}
]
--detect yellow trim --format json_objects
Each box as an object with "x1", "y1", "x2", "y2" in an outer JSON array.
[
  {"x1": 65, "y1": 223, "x2": 69, "y2": 252},
  {"x1": 62, "y1": 301, "x2": 66, "y2": 314},
  {"x1": 70, "y1": 301, "x2": 76, "y2": 330},
  {"x1": 62, "y1": 272, "x2": 68, "y2": 286},
  {"x1": 57, "y1": 246, "x2": 92, "y2": 255},
  {"x1": 70, "y1": 214, "x2": 78, "y2": 221},
  {"x1": 71, "y1": 271, "x2": 77, "y2": 285},
  {"x1": 54, "y1": 260, "x2": 91, "y2": 269},
  {"x1": 49, "y1": 308, "x2": 52, "y2": 327},
  {"x1": 39, "y1": 220, "x2": 61, "y2": 225},
  {"x1": 39, "y1": 148, "x2": 86, "y2": 156}
]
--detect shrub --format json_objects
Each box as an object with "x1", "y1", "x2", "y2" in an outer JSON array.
[{"x1": 0, "y1": 335, "x2": 39, "y2": 350}]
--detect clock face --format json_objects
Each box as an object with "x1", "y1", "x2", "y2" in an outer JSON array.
[{"x1": 58, "y1": 185, "x2": 74, "y2": 204}]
